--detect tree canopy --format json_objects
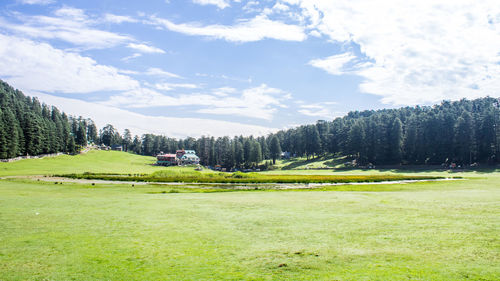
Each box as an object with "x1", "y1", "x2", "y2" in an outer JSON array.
[{"x1": 1, "y1": 80, "x2": 498, "y2": 167}]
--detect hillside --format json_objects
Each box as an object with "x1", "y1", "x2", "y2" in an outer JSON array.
[
  {"x1": 0, "y1": 80, "x2": 92, "y2": 159},
  {"x1": 2, "y1": 79, "x2": 499, "y2": 168},
  {"x1": 275, "y1": 98, "x2": 500, "y2": 166},
  {"x1": 115, "y1": 97, "x2": 500, "y2": 168},
  {"x1": 0, "y1": 150, "x2": 161, "y2": 176}
]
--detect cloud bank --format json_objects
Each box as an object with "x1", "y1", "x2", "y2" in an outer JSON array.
[
  {"x1": 0, "y1": 34, "x2": 139, "y2": 93},
  {"x1": 32, "y1": 92, "x2": 277, "y2": 138},
  {"x1": 292, "y1": 0, "x2": 500, "y2": 104},
  {"x1": 149, "y1": 14, "x2": 306, "y2": 42}
]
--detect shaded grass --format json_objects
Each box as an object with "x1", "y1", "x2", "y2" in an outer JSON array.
[{"x1": 273, "y1": 155, "x2": 348, "y2": 170}]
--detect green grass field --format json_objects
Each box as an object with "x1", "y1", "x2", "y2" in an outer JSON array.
[
  {"x1": 0, "y1": 150, "x2": 163, "y2": 176},
  {"x1": 0, "y1": 151, "x2": 499, "y2": 280}
]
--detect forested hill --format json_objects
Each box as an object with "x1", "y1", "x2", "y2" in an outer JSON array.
[
  {"x1": 127, "y1": 96, "x2": 499, "y2": 167},
  {"x1": 0, "y1": 80, "x2": 97, "y2": 159},
  {"x1": 275, "y1": 97, "x2": 500, "y2": 165},
  {"x1": 1, "y1": 79, "x2": 499, "y2": 166}
]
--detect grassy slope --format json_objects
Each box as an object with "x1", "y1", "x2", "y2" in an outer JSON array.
[
  {"x1": 0, "y1": 150, "x2": 164, "y2": 176},
  {"x1": 0, "y1": 151, "x2": 499, "y2": 280},
  {"x1": 273, "y1": 155, "x2": 349, "y2": 170}
]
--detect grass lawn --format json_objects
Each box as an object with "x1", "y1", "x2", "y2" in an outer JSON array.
[
  {"x1": 0, "y1": 150, "x2": 163, "y2": 176},
  {"x1": 0, "y1": 151, "x2": 499, "y2": 280}
]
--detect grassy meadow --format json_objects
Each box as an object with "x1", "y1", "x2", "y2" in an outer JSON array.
[
  {"x1": 0, "y1": 150, "x2": 162, "y2": 176},
  {"x1": 0, "y1": 151, "x2": 499, "y2": 280}
]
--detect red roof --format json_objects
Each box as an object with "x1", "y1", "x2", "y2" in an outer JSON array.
[{"x1": 157, "y1": 153, "x2": 176, "y2": 158}]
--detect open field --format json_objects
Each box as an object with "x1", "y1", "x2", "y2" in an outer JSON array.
[{"x1": 0, "y1": 151, "x2": 499, "y2": 280}]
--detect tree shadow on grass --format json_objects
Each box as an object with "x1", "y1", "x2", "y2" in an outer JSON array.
[
  {"x1": 337, "y1": 165, "x2": 500, "y2": 174},
  {"x1": 323, "y1": 157, "x2": 349, "y2": 168},
  {"x1": 281, "y1": 155, "x2": 347, "y2": 170}
]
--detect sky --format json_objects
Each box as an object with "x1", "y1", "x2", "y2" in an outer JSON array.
[{"x1": 1, "y1": 0, "x2": 499, "y2": 138}]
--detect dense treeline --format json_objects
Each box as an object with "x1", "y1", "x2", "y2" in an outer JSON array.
[
  {"x1": 0, "y1": 80, "x2": 277, "y2": 167},
  {"x1": 112, "y1": 97, "x2": 499, "y2": 168},
  {"x1": 0, "y1": 81, "x2": 106, "y2": 158},
  {"x1": 122, "y1": 97, "x2": 499, "y2": 167},
  {"x1": 125, "y1": 134, "x2": 279, "y2": 169},
  {"x1": 275, "y1": 98, "x2": 500, "y2": 165},
  {"x1": 0, "y1": 81, "x2": 81, "y2": 158},
  {"x1": 1, "y1": 80, "x2": 498, "y2": 167}
]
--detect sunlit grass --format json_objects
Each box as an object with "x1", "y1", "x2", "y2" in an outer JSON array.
[
  {"x1": 0, "y1": 174, "x2": 498, "y2": 280},
  {"x1": 0, "y1": 150, "x2": 163, "y2": 176},
  {"x1": 0, "y1": 151, "x2": 498, "y2": 280}
]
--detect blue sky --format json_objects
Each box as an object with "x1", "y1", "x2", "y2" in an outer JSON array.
[{"x1": 1, "y1": 0, "x2": 498, "y2": 137}]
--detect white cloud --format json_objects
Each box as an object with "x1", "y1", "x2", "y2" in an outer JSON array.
[
  {"x1": 196, "y1": 84, "x2": 291, "y2": 119},
  {"x1": 309, "y1": 52, "x2": 356, "y2": 75},
  {"x1": 103, "y1": 13, "x2": 138, "y2": 24},
  {"x1": 18, "y1": 0, "x2": 54, "y2": 5},
  {"x1": 155, "y1": 83, "x2": 199, "y2": 91},
  {"x1": 121, "y1": 53, "x2": 142, "y2": 61},
  {"x1": 212, "y1": 87, "x2": 236, "y2": 97},
  {"x1": 103, "y1": 88, "x2": 176, "y2": 108},
  {"x1": 103, "y1": 84, "x2": 291, "y2": 120},
  {"x1": 242, "y1": 1, "x2": 260, "y2": 13},
  {"x1": 195, "y1": 72, "x2": 252, "y2": 83},
  {"x1": 118, "y1": 69, "x2": 140, "y2": 75},
  {"x1": 149, "y1": 14, "x2": 306, "y2": 42},
  {"x1": 309, "y1": 30, "x2": 321, "y2": 37},
  {"x1": 261, "y1": 2, "x2": 292, "y2": 16},
  {"x1": 53, "y1": 7, "x2": 86, "y2": 20},
  {"x1": 1, "y1": 7, "x2": 131, "y2": 49},
  {"x1": 272, "y1": 2, "x2": 290, "y2": 12},
  {"x1": 145, "y1": 67, "x2": 183, "y2": 79},
  {"x1": 289, "y1": 0, "x2": 500, "y2": 105},
  {"x1": 32, "y1": 92, "x2": 277, "y2": 138},
  {"x1": 192, "y1": 0, "x2": 231, "y2": 9},
  {"x1": 298, "y1": 102, "x2": 340, "y2": 119},
  {"x1": 0, "y1": 34, "x2": 139, "y2": 93},
  {"x1": 127, "y1": 43, "x2": 165, "y2": 54}
]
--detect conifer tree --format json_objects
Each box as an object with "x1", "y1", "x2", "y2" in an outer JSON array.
[
  {"x1": 243, "y1": 139, "x2": 252, "y2": 166},
  {"x1": 0, "y1": 108, "x2": 7, "y2": 158},
  {"x1": 269, "y1": 135, "x2": 281, "y2": 164},
  {"x1": 455, "y1": 112, "x2": 473, "y2": 164},
  {"x1": 2, "y1": 108, "x2": 19, "y2": 158},
  {"x1": 234, "y1": 140, "x2": 244, "y2": 167},
  {"x1": 388, "y1": 117, "x2": 403, "y2": 163},
  {"x1": 347, "y1": 120, "x2": 365, "y2": 162},
  {"x1": 122, "y1": 129, "x2": 132, "y2": 152}
]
